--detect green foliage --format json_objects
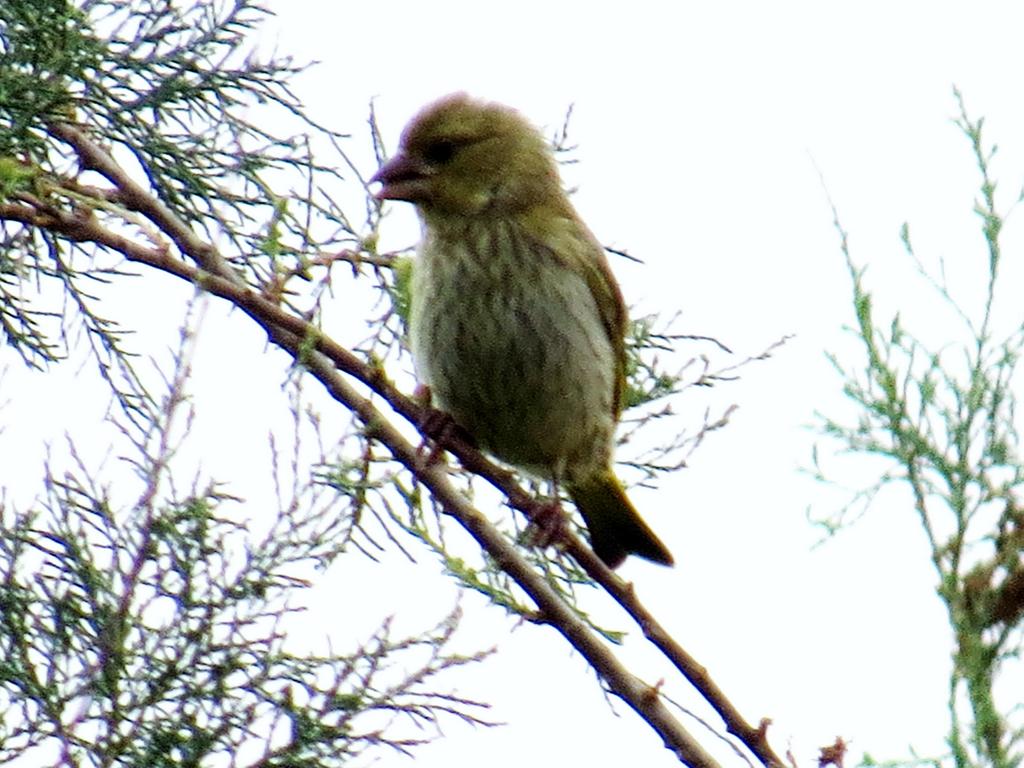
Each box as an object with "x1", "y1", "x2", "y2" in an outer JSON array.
[
  {"x1": 0, "y1": 1, "x2": 788, "y2": 762},
  {"x1": 0, "y1": 156, "x2": 38, "y2": 199},
  {"x1": 0, "y1": 0, "x2": 357, "y2": 374},
  {"x1": 0, "y1": 483, "x2": 490, "y2": 764},
  {"x1": 622, "y1": 314, "x2": 686, "y2": 411},
  {"x1": 0, "y1": 0, "x2": 102, "y2": 155},
  {"x1": 389, "y1": 254, "x2": 414, "y2": 333},
  {"x1": 0, "y1": 336, "x2": 492, "y2": 766},
  {"x1": 0, "y1": 1, "x2": 500, "y2": 764},
  {"x1": 1, "y1": 0, "x2": 314, "y2": 226},
  {"x1": 816, "y1": 89, "x2": 1024, "y2": 768}
]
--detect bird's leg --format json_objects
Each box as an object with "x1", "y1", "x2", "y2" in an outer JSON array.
[
  {"x1": 524, "y1": 476, "x2": 571, "y2": 550},
  {"x1": 413, "y1": 384, "x2": 475, "y2": 467}
]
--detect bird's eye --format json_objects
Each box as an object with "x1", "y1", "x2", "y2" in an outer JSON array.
[{"x1": 423, "y1": 138, "x2": 458, "y2": 165}]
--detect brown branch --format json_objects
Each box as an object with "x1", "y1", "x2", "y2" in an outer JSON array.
[
  {"x1": 0, "y1": 194, "x2": 785, "y2": 768},
  {"x1": 49, "y1": 122, "x2": 240, "y2": 284},
  {"x1": 1, "y1": 121, "x2": 795, "y2": 767}
]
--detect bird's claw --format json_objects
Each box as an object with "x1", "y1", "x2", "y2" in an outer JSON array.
[
  {"x1": 414, "y1": 386, "x2": 475, "y2": 468},
  {"x1": 524, "y1": 499, "x2": 570, "y2": 550}
]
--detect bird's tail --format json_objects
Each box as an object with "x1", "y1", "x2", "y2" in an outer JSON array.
[{"x1": 568, "y1": 470, "x2": 674, "y2": 569}]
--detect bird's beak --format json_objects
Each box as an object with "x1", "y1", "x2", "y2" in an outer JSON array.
[{"x1": 370, "y1": 153, "x2": 433, "y2": 202}]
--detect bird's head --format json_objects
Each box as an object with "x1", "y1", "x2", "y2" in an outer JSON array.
[{"x1": 371, "y1": 93, "x2": 563, "y2": 219}]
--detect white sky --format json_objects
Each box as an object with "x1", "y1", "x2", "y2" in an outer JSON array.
[
  {"x1": 281, "y1": 4, "x2": 1024, "y2": 766},
  {"x1": 6, "y1": 2, "x2": 1024, "y2": 767}
]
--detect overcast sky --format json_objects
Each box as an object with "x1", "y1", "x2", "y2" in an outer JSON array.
[
  {"x1": 6, "y1": 2, "x2": 1024, "y2": 767},
  {"x1": 262, "y1": 3, "x2": 1024, "y2": 766}
]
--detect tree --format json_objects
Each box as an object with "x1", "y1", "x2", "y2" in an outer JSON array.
[
  {"x1": 815, "y1": 90, "x2": 1024, "y2": 768},
  {"x1": 0, "y1": 1, "x2": 787, "y2": 766}
]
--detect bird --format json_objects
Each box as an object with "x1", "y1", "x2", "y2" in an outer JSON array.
[{"x1": 371, "y1": 93, "x2": 673, "y2": 569}]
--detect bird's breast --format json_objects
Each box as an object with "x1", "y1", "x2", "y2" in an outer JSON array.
[{"x1": 409, "y1": 219, "x2": 616, "y2": 475}]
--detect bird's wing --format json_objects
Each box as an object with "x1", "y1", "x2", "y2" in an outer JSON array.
[
  {"x1": 575, "y1": 226, "x2": 629, "y2": 418},
  {"x1": 522, "y1": 205, "x2": 630, "y2": 418}
]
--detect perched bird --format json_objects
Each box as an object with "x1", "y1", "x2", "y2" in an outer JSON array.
[{"x1": 371, "y1": 93, "x2": 673, "y2": 569}]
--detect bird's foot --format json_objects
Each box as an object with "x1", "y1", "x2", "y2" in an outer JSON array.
[
  {"x1": 414, "y1": 385, "x2": 474, "y2": 467},
  {"x1": 524, "y1": 499, "x2": 570, "y2": 550}
]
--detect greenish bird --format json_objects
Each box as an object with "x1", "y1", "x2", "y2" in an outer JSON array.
[{"x1": 371, "y1": 93, "x2": 673, "y2": 569}]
